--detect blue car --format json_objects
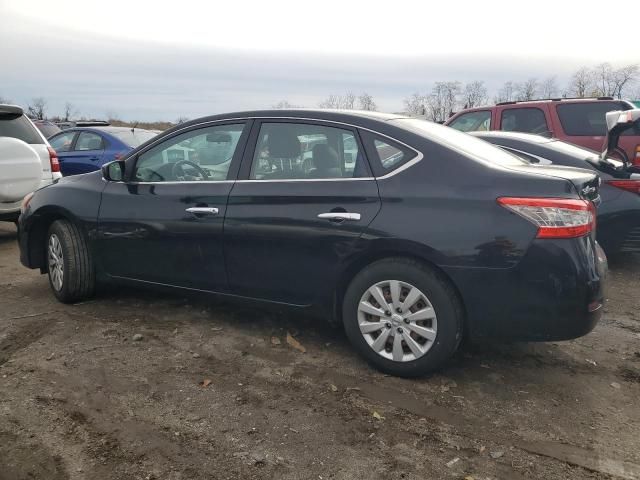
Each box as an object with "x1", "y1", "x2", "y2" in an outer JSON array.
[{"x1": 48, "y1": 126, "x2": 158, "y2": 176}]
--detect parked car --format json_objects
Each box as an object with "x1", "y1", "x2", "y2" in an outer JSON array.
[
  {"x1": 446, "y1": 97, "x2": 640, "y2": 166},
  {"x1": 0, "y1": 105, "x2": 62, "y2": 222},
  {"x1": 472, "y1": 129, "x2": 640, "y2": 255},
  {"x1": 18, "y1": 110, "x2": 606, "y2": 376},
  {"x1": 32, "y1": 119, "x2": 61, "y2": 138},
  {"x1": 48, "y1": 126, "x2": 158, "y2": 176}
]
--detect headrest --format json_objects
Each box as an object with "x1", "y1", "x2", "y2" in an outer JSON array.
[
  {"x1": 267, "y1": 129, "x2": 301, "y2": 158},
  {"x1": 312, "y1": 144, "x2": 339, "y2": 170}
]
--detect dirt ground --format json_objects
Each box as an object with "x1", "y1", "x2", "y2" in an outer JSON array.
[{"x1": 0, "y1": 222, "x2": 639, "y2": 480}]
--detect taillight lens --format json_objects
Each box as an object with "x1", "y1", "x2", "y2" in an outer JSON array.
[
  {"x1": 498, "y1": 197, "x2": 595, "y2": 239},
  {"x1": 606, "y1": 179, "x2": 640, "y2": 195},
  {"x1": 47, "y1": 146, "x2": 60, "y2": 173},
  {"x1": 634, "y1": 145, "x2": 640, "y2": 165}
]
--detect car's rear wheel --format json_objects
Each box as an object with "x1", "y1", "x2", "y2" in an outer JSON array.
[
  {"x1": 342, "y1": 258, "x2": 463, "y2": 377},
  {"x1": 47, "y1": 219, "x2": 95, "y2": 303}
]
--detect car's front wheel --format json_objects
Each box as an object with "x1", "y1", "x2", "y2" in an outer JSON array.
[
  {"x1": 47, "y1": 219, "x2": 95, "y2": 303},
  {"x1": 342, "y1": 258, "x2": 463, "y2": 377}
]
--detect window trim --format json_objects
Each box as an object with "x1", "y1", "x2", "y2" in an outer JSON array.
[
  {"x1": 237, "y1": 118, "x2": 373, "y2": 181},
  {"x1": 499, "y1": 107, "x2": 550, "y2": 135},
  {"x1": 125, "y1": 120, "x2": 251, "y2": 184},
  {"x1": 448, "y1": 109, "x2": 492, "y2": 132},
  {"x1": 121, "y1": 116, "x2": 423, "y2": 183}
]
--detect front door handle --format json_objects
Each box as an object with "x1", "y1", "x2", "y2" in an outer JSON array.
[
  {"x1": 317, "y1": 212, "x2": 361, "y2": 222},
  {"x1": 186, "y1": 207, "x2": 219, "y2": 216}
]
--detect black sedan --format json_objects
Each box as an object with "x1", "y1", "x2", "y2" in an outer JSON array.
[
  {"x1": 471, "y1": 131, "x2": 640, "y2": 255},
  {"x1": 18, "y1": 110, "x2": 606, "y2": 377}
]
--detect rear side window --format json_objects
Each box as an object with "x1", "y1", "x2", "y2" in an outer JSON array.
[
  {"x1": 75, "y1": 131, "x2": 104, "y2": 151},
  {"x1": 0, "y1": 114, "x2": 44, "y2": 144},
  {"x1": 448, "y1": 110, "x2": 491, "y2": 132},
  {"x1": 360, "y1": 130, "x2": 417, "y2": 176},
  {"x1": 500, "y1": 108, "x2": 549, "y2": 135},
  {"x1": 557, "y1": 102, "x2": 636, "y2": 136}
]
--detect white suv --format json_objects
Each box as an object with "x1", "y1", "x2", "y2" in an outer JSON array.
[{"x1": 0, "y1": 105, "x2": 62, "y2": 222}]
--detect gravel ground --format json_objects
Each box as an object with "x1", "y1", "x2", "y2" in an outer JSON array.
[{"x1": 0, "y1": 222, "x2": 639, "y2": 480}]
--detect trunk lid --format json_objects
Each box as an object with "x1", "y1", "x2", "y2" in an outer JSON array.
[{"x1": 504, "y1": 163, "x2": 600, "y2": 202}]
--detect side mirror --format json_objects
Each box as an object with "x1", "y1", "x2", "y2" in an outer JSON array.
[{"x1": 101, "y1": 160, "x2": 125, "y2": 182}]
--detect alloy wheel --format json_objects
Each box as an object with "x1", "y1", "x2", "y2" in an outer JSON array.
[
  {"x1": 357, "y1": 280, "x2": 437, "y2": 362},
  {"x1": 48, "y1": 233, "x2": 64, "y2": 291}
]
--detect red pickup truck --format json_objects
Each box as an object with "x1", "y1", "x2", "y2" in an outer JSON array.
[{"x1": 445, "y1": 97, "x2": 640, "y2": 165}]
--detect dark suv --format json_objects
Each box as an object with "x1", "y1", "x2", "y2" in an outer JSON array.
[{"x1": 446, "y1": 98, "x2": 640, "y2": 165}]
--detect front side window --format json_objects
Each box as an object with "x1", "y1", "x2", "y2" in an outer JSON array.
[
  {"x1": 49, "y1": 131, "x2": 76, "y2": 152},
  {"x1": 449, "y1": 111, "x2": 491, "y2": 132},
  {"x1": 249, "y1": 122, "x2": 369, "y2": 180},
  {"x1": 75, "y1": 131, "x2": 104, "y2": 151},
  {"x1": 134, "y1": 123, "x2": 245, "y2": 182},
  {"x1": 500, "y1": 108, "x2": 549, "y2": 135}
]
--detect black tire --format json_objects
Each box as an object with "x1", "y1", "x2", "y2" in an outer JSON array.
[
  {"x1": 342, "y1": 258, "x2": 463, "y2": 377},
  {"x1": 46, "y1": 219, "x2": 95, "y2": 303}
]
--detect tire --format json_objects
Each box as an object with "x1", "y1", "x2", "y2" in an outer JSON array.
[
  {"x1": 46, "y1": 219, "x2": 95, "y2": 303},
  {"x1": 342, "y1": 258, "x2": 463, "y2": 377}
]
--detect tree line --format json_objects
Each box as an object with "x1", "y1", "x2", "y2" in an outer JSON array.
[{"x1": 3, "y1": 62, "x2": 637, "y2": 127}]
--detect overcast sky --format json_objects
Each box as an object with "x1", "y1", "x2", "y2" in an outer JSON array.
[{"x1": 1, "y1": 0, "x2": 638, "y2": 121}]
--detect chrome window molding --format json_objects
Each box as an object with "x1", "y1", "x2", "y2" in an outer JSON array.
[{"x1": 129, "y1": 116, "x2": 425, "y2": 184}]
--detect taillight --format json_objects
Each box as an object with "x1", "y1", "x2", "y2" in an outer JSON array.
[
  {"x1": 634, "y1": 145, "x2": 640, "y2": 165},
  {"x1": 47, "y1": 146, "x2": 60, "y2": 173},
  {"x1": 498, "y1": 197, "x2": 595, "y2": 239},
  {"x1": 607, "y1": 179, "x2": 640, "y2": 195}
]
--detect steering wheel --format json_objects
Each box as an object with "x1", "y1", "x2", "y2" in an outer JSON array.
[{"x1": 171, "y1": 160, "x2": 209, "y2": 180}]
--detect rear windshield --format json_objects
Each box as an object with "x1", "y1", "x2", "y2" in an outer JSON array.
[
  {"x1": 0, "y1": 114, "x2": 44, "y2": 144},
  {"x1": 394, "y1": 118, "x2": 527, "y2": 167},
  {"x1": 110, "y1": 129, "x2": 158, "y2": 147},
  {"x1": 556, "y1": 101, "x2": 635, "y2": 136},
  {"x1": 36, "y1": 123, "x2": 61, "y2": 138}
]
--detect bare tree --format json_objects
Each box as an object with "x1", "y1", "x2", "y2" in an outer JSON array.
[
  {"x1": 63, "y1": 102, "x2": 78, "y2": 122},
  {"x1": 27, "y1": 97, "x2": 47, "y2": 119},
  {"x1": 0, "y1": 94, "x2": 12, "y2": 104},
  {"x1": 319, "y1": 92, "x2": 356, "y2": 109},
  {"x1": 272, "y1": 100, "x2": 299, "y2": 109},
  {"x1": 403, "y1": 93, "x2": 426, "y2": 115},
  {"x1": 611, "y1": 64, "x2": 639, "y2": 99},
  {"x1": 426, "y1": 82, "x2": 461, "y2": 122},
  {"x1": 567, "y1": 67, "x2": 594, "y2": 98},
  {"x1": 495, "y1": 81, "x2": 516, "y2": 103},
  {"x1": 540, "y1": 76, "x2": 559, "y2": 98},
  {"x1": 105, "y1": 110, "x2": 121, "y2": 122},
  {"x1": 514, "y1": 78, "x2": 539, "y2": 101},
  {"x1": 461, "y1": 81, "x2": 488, "y2": 108},
  {"x1": 358, "y1": 92, "x2": 377, "y2": 111},
  {"x1": 592, "y1": 63, "x2": 615, "y2": 96}
]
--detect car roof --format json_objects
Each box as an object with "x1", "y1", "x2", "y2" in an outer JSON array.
[
  {"x1": 470, "y1": 131, "x2": 554, "y2": 144},
  {"x1": 168, "y1": 109, "x2": 410, "y2": 135},
  {"x1": 61, "y1": 126, "x2": 155, "y2": 135}
]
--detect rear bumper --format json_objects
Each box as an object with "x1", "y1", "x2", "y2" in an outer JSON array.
[{"x1": 446, "y1": 235, "x2": 606, "y2": 341}]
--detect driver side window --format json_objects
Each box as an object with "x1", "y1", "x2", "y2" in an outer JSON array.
[{"x1": 134, "y1": 123, "x2": 245, "y2": 182}]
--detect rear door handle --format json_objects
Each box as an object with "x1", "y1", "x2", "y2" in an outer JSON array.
[
  {"x1": 186, "y1": 207, "x2": 219, "y2": 216},
  {"x1": 317, "y1": 212, "x2": 361, "y2": 222}
]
